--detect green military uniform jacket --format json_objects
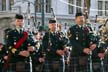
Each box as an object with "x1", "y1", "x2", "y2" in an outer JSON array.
[
  {"x1": 7, "y1": 29, "x2": 34, "y2": 63},
  {"x1": 68, "y1": 25, "x2": 90, "y2": 56},
  {"x1": 42, "y1": 31, "x2": 65, "y2": 60}
]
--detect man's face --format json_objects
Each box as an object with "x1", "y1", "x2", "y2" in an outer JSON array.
[
  {"x1": 0, "y1": 45, "x2": 3, "y2": 49},
  {"x1": 15, "y1": 19, "x2": 23, "y2": 27},
  {"x1": 75, "y1": 16, "x2": 84, "y2": 25},
  {"x1": 49, "y1": 23, "x2": 56, "y2": 31}
]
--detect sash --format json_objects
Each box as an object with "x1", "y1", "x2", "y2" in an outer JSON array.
[{"x1": 14, "y1": 31, "x2": 28, "y2": 49}]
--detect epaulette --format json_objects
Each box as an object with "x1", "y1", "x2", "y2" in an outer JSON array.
[{"x1": 4, "y1": 28, "x2": 12, "y2": 39}]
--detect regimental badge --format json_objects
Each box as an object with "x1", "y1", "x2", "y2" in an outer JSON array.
[
  {"x1": 36, "y1": 42, "x2": 40, "y2": 49},
  {"x1": 76, "y1": 37, "x2": 78, "y2": 40},
  {"x1": 11, "y1": 48, "x2": 17, "y2": 54},
  {"x1": 14, "y1": 42, "x2": 16, "y2": 45},
  {"x1": 75, "y1": 32, "x2": 79, "y2": 40},
  {"x1": 28, "y1": 43, "x2": 31, "y2": 46},
  {"x1": 9, "y1": 46, "x2": 12, "y2": 49}
]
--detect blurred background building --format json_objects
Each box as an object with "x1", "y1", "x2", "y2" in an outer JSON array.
[{"x1": 0, "y1": 0, "x2": 108, "y2": 43}]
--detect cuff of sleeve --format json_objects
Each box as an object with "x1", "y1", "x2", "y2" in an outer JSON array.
[
  {"x1": 80, "y1": 47, "x2": 85, "y2": 54},
  {"x1": 51, "y1": 49, "x2": 57, "y2": 53},
  {"x1": 15, "y1": 50, "x2": 20, "y2": 56}
]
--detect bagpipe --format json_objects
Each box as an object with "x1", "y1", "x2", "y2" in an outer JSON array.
[
  {"x1": 50, "y1": 8, "x2": 69, "y2": 72},
  {"x1": 97, "y1": 18, "x2": 108, "y2": 72},
  {"x1": 98, "y1": 18, "x2": 108, "y2": 44},
  {"x1": 84, "y1": 14, "x2": 108, "y2": 72},
  {"x1": 50, "y1": 8, "x2": 68, "y2": 48}
]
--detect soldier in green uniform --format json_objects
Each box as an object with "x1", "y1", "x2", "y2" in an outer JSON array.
[
  {"x1": 0, "y1": 43, "x2": 8, "y2": 72},
  {"x1": 31, "y1": 32, "x2": 44, "y2": 72},
  {"x1": 6, "y1": 14, "x2": 35, "y2": 72},
  {"x1": 42, "y1": 19, "x2": 67, "y2": 72},
  {"x1": 68, "y1": 12, "x2": 96, "y2": 72},
  {"x1": 83, "y1": 21, "x2": 106, "y2": 72}
]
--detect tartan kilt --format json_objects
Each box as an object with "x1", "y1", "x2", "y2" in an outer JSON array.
[
  {"x1": 8, "y1": 62, "x2": 30, "y2": 72},
  {"x1": 69, "y1": 56, "x2": 108, "y2": 72},
  {"x1": 0, "y1": 63, "x2": 6, "y2": 72},
  {"x1": 69, "y1": 56, "x2": 89, "y2": 72},
  {"x1": 32, "y1": 62, "x2": 44, "y2": 72},
  {"x1": 43, "y1": 59, "x2": 63, "y2": 72},
  {"x1": 104, "y1": 54, "x2": 108, "y2": 72}
]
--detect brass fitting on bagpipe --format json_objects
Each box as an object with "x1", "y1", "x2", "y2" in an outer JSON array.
[{"x1": 98, "y1": 19, "x2": 108, "y2": 42}]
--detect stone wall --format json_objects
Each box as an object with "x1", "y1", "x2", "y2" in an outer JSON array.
[{"x1": 0, "y1": 17, "x2": 13, "y2": 43}]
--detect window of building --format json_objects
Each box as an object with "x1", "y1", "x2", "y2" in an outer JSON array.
[
  {"x1": 105, "y1": 1, "x2": 108, "y2": 16},
  {"x1": 9, "y1": 0, "x2": 14, "y2": 10},
  {"x1": 46, "y1": 0, "x2": 51, "y2": 13},
  {"x1": 68, "y1": 0, "x2": 74, "y2": 14},
  {"x1": 98, "y1": 0, "x2": 108, "y2": 16},
  {"x1": 98, "y1": 1, "x2": 103, "y2": 16},
  {"x1": 2, "y1": 0, "x2": 6, "y2": 11},
  {"x1": 76, "y1": 0, "x2": 82, "y2": 13},
  {"x1": 35, "y1": 0, "x2": 41, "y2": 12}
]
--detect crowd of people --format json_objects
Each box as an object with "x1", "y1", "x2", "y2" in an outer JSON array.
[{"x1": 0, "y1": 13, "x2": 108, "y2": 72}]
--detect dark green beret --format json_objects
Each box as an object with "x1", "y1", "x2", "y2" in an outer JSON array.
[
  {"x1": 75, "y1": 12, "x2": 83, "y2": 18},
  {"x1": 15, "y1": 14, "x2": 23, "y2": 19}
]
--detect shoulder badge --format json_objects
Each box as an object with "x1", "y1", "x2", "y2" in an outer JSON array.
[{"x1": 68, "y1": 30, "x2": 72, "y2": 38}]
